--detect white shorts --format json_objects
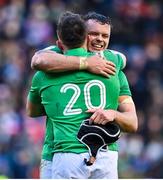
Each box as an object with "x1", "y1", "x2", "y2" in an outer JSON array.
[
  {"x1": 52, "y1": 150, "x2": 118, "y2": 179},
  {"x1": 40, "y1": 159, "x2": 52, "y2": 179}
]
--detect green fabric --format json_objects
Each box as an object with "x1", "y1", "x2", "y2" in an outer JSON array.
[
  {"x1": 28, "y1": 46, "x2": 131, "y2": 161},
  {"x1": 103, "y1": 50, "x2": 124, "y2": 70},
  {"x1": 119, "y1": 71, "x2": 131, "y2": 96},
  {"x1": 41, "y1": 118, "x2": 54, "y2": 160},
  {"x1": 28, "y1": 45, "x2": 61, "y2": 160}
]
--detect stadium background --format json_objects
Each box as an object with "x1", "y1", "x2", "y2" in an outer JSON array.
[{"x1": 0, "y1": 0, "x2": 163, "y2": 178}]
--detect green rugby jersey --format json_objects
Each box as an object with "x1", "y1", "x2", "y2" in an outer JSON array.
[
  {"x1": 28, "y1": 47, "x2": 131, "y2": 160},
  {"x1": 37, "y1": 45, "x2": 62, "y2": 161}
]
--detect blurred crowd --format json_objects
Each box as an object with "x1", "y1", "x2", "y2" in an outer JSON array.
[{"x1": 0, "y1": 0, "x2": 163, "y2": 178}]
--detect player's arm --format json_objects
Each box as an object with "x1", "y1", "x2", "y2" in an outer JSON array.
[
  {"x1": 26, "y1": 100, "x2": 46, "y2": 117},
  {"x1": 87, "y1": 96, "x2": 138, "y2": 133},
  {"x1": 26, "y1": 72, "x2": 46, "y2": 117},
  {"x1": 31, "y1": 50, "x2": 116, "y2": 77},
  {"x1": 115, "y1": 70, "x2": 138, "y2": 132},
  {"x1": 115, "y1": 95, "x2": 138, "y2": 132},
  {"x1": 87, "y1": 71, "x2": 138, "y2": 133},
  {"x1": 31, "y1": 51, "x2": 79, "y2": 72}
]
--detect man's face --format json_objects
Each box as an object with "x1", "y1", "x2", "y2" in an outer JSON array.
[{"x1": 86, "y1": 19, "x2": 111, "y2": 52}]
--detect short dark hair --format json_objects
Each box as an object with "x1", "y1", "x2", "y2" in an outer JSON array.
[
  {"x1": 83, "y1": 11, "x2": 111, "y2": 26},
  {"x1": 57, "y1": 11, "x2": 87, "y2": 49}
]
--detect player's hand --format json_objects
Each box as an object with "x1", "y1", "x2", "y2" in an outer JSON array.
[
  {"x1": 86, "y1": 108, "x2": 117, "y2": 125},
  {"x1": 86, "y1": 55, "x2": 116, "y2": 77}
]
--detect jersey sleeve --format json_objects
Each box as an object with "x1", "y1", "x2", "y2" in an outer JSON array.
[
  {"x1": 110, "y1": 50, "x2": 127, "y2": 70},
  {"x1": 28, "y1": 72, "x2": 42, "y2": 104},
  {"x1": 44, "y1": 45, "x2": 62, "y2": 53},
  {"x1": 119, "y1": 71, "x2": 132, "y2": 96}
]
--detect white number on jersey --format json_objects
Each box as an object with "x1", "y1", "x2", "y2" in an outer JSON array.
[{"x1": 60, "y1": 80, "x2": 106, "y2": 116}]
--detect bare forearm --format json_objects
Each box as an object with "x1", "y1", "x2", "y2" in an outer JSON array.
[
  {"x1": 31, "y1": 51, "x2": 80, "y2": 72},
  {"x1": 31, "y1": 51, "x2": 116, "y2": 76},
  {"x1": 115, "y1": 110, "x2": 138, "y2": 133},
  {"x1": 115, "y1": 102, "x2": 138, "y2": 133},
  {"x1": 87, "y1": 102, "x2": 138, "y2": 133}
]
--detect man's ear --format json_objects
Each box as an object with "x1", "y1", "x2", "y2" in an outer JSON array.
[
  {"x1": 87, "y1": 35, "x2": 90, "y2": 47},
  {"x1": 56, "y1": 40, "x2": 64, "y2": 51},
  {"x1": 56, "y1": 31, "x2": 65, "y2": 50},
  {"x1": 56, "y1": 30, "x2": 59, "y2": 39}
]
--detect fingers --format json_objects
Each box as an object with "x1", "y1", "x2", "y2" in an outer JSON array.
[
  {"x1": 87, "y1": 109, "x2": 107, "y2": 125},
  {"x1": 105, "y1": 62, "x2": 116, "y2": 73},
  {"x1": 86, "y1": 109, "x2": 115, "y2": 125},
  {"x1": 101, "y1": 61, "x2": 116, "y2": 76},
  {"x1": 86, "y1": 109, "x2": 97, "y2": 113},
  {"x1": 99, "y1": 71, "x2": 110, "y2": 78},
  {"x1": 87, "y1": 109, "x2": 102, "y2": 124},
  {"x1": 106, "y1": 61, "x2": 115, "y2": 67},
  {"x1": 90, "y1": 111, "x2": 103, "y2": 124},
  {"x1": 87, "y1": 56, "x2": 116, "y2": 77},
  {"x1": 99, "y1": 68, "x2": 115, "y2": 78},
  {"x1": 90, "y1": 111, "x2": 98, "y2": 121},
  {"x1": 90, "y1": 112, "x2": 107, "y2": 125},
  {"x1": 101, "y1": 120, "x2": 107, "y2": 125},
  {"x1": 105, "y1": 63, "x2": 116, "y2": 71},
  {"x1": 104, "y1": 67, "x2": 116, "y2": 76}
]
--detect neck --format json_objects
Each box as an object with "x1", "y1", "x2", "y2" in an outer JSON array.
[{"x1": 63, "y1": 40, "x2": 87, "y2": 52}]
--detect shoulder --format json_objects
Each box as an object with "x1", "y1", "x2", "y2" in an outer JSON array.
[
  {"x1": 109, "y1": 50, "x2": 127, "y2": 68},
  {"x1": 110, "y1": 49, "x2": 127, "y2": 67},
  {"x1": 103, "y1": 49, "x2": 127, "y2": 69},
  {"x1": 37, "y1": 45, "x2": 62, "y2": 53},
  {"x1": 31, "y1": 71, "x2": 45, "y2": 84}
]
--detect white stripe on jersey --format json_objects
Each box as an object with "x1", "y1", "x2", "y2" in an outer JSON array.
[
  {"x1": 36, "y1": 45, "x2": 57, "y2": 54},
  {"x1": 43, "y1": 45, "x2": 57, "y2": 50}
]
